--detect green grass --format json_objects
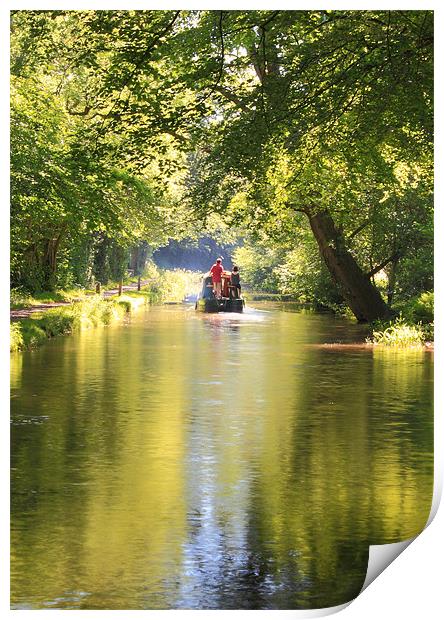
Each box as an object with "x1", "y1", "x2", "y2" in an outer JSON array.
[
  {"x1": 367, "y1": 317, "x2": 429, "y2": 348},
  {"x1": 10, "y1": 287, "x2": 88, "y2": 309},
  {"x1": 10, "y1": 297, "x2": 130, "y2": 352},
  {"x1": 245, "y1": 292, "x2": 299, "y2": 302},
  {"x1": 368, "y1": 291, "x2": 434, "y2": 348}
]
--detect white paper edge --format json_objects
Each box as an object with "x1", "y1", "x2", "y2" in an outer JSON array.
[
  {"x1": 3, "y1": 3, "x2": 442, "y2": 619},
  {"x1": 359, "y1": 353, "x2": 442, "y2": 597},
  {"x1": 358, "y1": 415, "x2": 441, "y2": 597},
  {"x1": 360, "y1": 537, "x2": 416, "y2": 593}
]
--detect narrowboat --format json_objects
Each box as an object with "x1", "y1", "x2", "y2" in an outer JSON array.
[{"x1": 195, "y1": 272, "x2": 245, "y2": 313}]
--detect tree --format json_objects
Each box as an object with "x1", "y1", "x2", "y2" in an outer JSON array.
[
  {"x1": 10, "y1": 11, "x2": 188, "y2": 291},
  {"x1": 10, "y1": 10, "x2": 433, "y2": 316},
  {"x1": 175, "y1": 10, "x2": 433, "y2": 320}
]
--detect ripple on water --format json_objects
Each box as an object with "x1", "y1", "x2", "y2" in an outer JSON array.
[{"x1": 10, "y1": 304, "x2": 433, "y2": 610}]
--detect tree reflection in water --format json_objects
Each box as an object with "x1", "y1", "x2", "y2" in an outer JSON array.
[{"x1": 11, "y1": 305, "x2": 433, "y2": 609}]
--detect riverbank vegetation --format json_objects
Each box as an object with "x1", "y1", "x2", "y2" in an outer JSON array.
[
  {"x1": 10, "y1": 295, "x2": 148, "y2": 352},
  {"x1": 10, "y1": 288, "x2": 89, "y2": 310},
  {"x1": 368, "y1": 319, "x2": 427, "y2": 348},
  {"x1": 10, "y1": 10, "x2": 433, "y2": 335},
  {"x1": 139, "y1": 262, "x2": 202, "y2": 303},
  {"x1": 11, "y1": 265, "x2": 202, "y2": 308},
  {"x1": 367, "y1": 292, "x2": 434, "y2": 347},
  {"x1": 10, "y1": 264, "x2": 203, "y2": 351}
]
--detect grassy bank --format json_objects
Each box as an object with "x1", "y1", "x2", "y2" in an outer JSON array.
[
  {"x1": 367, "y1": 292, "x2": 434, "y2": 348},
  {"x1": 11, "y1": 265, "x2": 203, "y2": 310},
  {"x1": 10, "y1": 288, "x2": 88, "y2": 310},
  {"x1": 244, "y1": 291, "x2": 300, "y2": 302},
  {"x1": 10, "y1": 295, "x2": 148, "y2": 352},
  {"x1": 10, "y1": 267, "x2": 202, "y2": 352}
]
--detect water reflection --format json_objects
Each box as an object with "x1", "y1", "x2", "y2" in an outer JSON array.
[{"x1": 11, "y1": 305, "x2": 433, "y2": 609}]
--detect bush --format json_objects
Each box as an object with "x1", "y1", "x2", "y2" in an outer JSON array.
[
  {"x1": 38, "y1": 311, "x2": 77, "y2": 336},
  {"x1": 232, "y1": 243, "x2": 285, "y2": 292},
  {"x1": 402, "y1": 291, "x2": 434, "y2": 324},
  {"x1": 141, "y1": 261, "x2": 202, "y2": 303},
  {"x1": 11, "y1": 320, "x2": 47, "y2": 351},
  {"x1": 10, "y1": 297, "x2": 130, "y2": 352},
  {"x1": 368, "y1": 317, "x2": 426, "y2": 348},
  {"x1": 10, "y1": 322, "x2": 24, "y2": 352}
]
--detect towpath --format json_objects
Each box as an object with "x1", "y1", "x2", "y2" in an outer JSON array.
[{"x1": 10, "y1": 281, "x2": 151, "y2": 321}]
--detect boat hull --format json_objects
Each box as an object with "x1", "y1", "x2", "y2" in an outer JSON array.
[
  {"x1": 196, "y1": 298, "x2": 220, "y2": 313},
  {"x1": 224, "y1": 298, "x2": 244, "y2": 313},
  {"x1": 195, "y1": 298, "x2": 244, "y2": 313}
]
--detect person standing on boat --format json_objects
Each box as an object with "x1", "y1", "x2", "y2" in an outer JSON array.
[
  {"x1": 230, "y1": 265, "x2": 241, "y2": 298},
  {"x1": 210, "y1": 257, "x2": 224, "y2": 299}
]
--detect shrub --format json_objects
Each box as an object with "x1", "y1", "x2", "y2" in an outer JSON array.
[
  {"x1": 10, "y1": 297, "x2": 130, "y2": 352},
  {"x1": 38, "y1": 311, "x2": 76, "y2": 337},
  {"x1": 10, "y1": 322, "x2": 24, "y2": 352},
  {"x1": 402, "y1": 291, "x2": 434, "y2": 324},
  {"x1": 10, "y1": 320, "x2": 47, "y2": 351},
  {"x1": 141, "y1": 261, "x2": 202, "y2": 303},
  {"x1": 368, "y1": 317, "x2": 426, "y2": 348}
]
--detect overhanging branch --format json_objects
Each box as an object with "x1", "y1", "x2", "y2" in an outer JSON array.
[
  {"x1": 366, "y1": 251, "x2": 401, "y2": 278},
  {"x1": 213, "y1": 85, "x2": 250, "y2": 112},
  {"x1": 347, "y1": 218, "x2": 371, "y2": 241}
]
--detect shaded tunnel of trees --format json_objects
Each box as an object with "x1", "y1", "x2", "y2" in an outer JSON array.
[{"x1": 11, "y1": 10, "x2": 433, "y2": 321}]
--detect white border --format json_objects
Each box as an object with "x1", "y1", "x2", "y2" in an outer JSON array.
[{"x1": 2, "y1": 2, "x2": 442, "y2": 618}]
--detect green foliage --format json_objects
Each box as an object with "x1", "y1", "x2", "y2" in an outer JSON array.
[
  {"x1": 10, "y1": 297, "x2": 129, "y2": 352},
  {"x1": 161, "y1": 270, "x2": 203, "y2": 302},
  {"x1": 368, "y1": 318, "x2": 427, "y2": 348},
  {"x1": 368, "y1": 290, "x2": 433, "y2": 348},
  {"x1": 11, "y1": 320, "x2": 47, "y2": 352},
  {"x1": 232, "y1": 233, "x2": 342, "y2": 308},
  {"x1": 394, "y1": 247, "x2": 434, "y2": 300},
  {"x1": 10, "y1": 18, "x2": 188, "y2": 292},
  {"x1": 232, "y1": 243, "x2": 285, "y2": 293},
  {"x1": 400, "y1": 292, "x2": 434, "y2": 324},
  {"x1": 10, "y1": 289, "x2": 33, "y2": 309},
  {"x1": 10, "y1": 10, "x2": 433, "y2": 319},
  {"x1": 10, "y1": 323, "x2": 25, "y2": 352},
  {"x1": 141, "y1": 261, "x2": 202, "y2": 302},
  {"x1": 38, "y1": 310, "x2": 79, "y2": 337},
  {"x1": 274, "y1": 246, "x2": 342, "y2": 308}
]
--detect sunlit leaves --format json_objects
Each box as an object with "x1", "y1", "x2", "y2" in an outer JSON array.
[{"x1": 10, "y1": 9, "x2": 433, "y2": 301}]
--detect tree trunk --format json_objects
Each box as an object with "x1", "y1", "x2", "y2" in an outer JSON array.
[
  {"x1": 130, "y1": 241, "x2": 149, "y2": 276},
  {"x1": 130, "y1": 245, "x2": 139, "y2": 274},
  {"x1": 41, "y1": 233, "x2": 63, "y2": 290},
  {"x1": 308, "y1": 210, "x2": 392, "y2": 322},
  {"x1": 93, "y1": 234, "x2": 111, "y2": 285},
  {"x1": 386, "y1": 255, "x2": 399, "y2": 307}
]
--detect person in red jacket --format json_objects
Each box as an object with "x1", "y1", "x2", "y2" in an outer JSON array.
[{"x1": 210, "y1": 257, "x2": 224, "y2": 299}]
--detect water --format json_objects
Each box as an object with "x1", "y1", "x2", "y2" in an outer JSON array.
[{"x1": 10, "y1": 304, "x2": 434, "y2": 609}]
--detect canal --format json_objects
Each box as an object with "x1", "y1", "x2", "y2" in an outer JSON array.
[{"x1": 10, "y1": 304, "x2": 434, "y2": 609}]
